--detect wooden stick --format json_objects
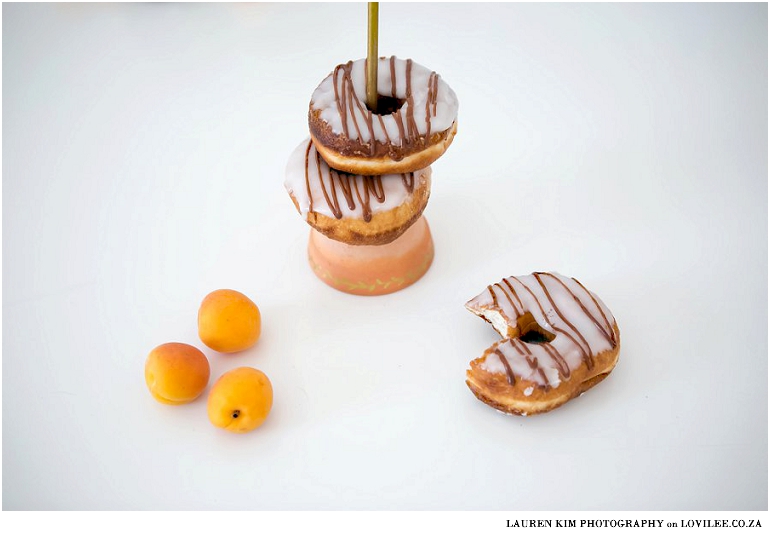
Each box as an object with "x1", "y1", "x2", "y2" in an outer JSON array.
[{"x1": 366, "y1": 2, "x2": 379, "y2": 112}]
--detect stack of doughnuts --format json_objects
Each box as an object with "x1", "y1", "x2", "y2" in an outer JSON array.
[{"x1": 285, "y1": 56, "x2": 459, "y2": 295}]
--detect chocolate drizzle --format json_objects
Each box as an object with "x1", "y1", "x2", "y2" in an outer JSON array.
[
  {"x1": 503, "y1": 278, "x2": 525, "y2": 313},
  {"x1": 425, "y1": 72, "x2": 439, "y2": 137},
  {"x1": 538, "y1": 272, "x2": 616, "y2": 348},
  {"x1": 487, "y1": 285, "x2": 498, "y2": 308},
  {"x1": 304, "y1": 140, "x2": 314, "y2": 214},
  {"x1": 401, "y1": 172, "x2": 415, "y2": 193},
  {"x1": 539, "y1": 341, "x2": 570, "y2": 381},
  {"x1": 303, "y1": 140, "x2": 416, "y2": 223},
  {"x1": 389, "y1": 56, "x2": 397, "y2": 97},
  {"x1": 500, "y1": 279, "x2": 523, "y2": 318},
  {"x1": 495, "y1": 348, "x2": 516, "y2": 386},
  {"x1": 515, "y1": 275, "x2": 595, "y2": 370},
  {"x1": 511, "y1": 339, "x2": 549, "y2": 386},
  {"x1": 330, "y1": 56, "x2": 439, "y2": 156},
  {"x1": 570, "y1": 276, "x2": 617, "y2": 346},
  {"x1": 404, "y1": 59, "x2": 419, "y2": 140}
]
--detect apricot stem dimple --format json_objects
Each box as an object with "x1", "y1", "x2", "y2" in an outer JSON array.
[{"x1": 208, "y1": 367, "x2": 273, "y2": 433}]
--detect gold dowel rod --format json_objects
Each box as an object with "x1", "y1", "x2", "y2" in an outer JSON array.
[{"x1": 366, "y1": 2, "x2": 379, "y2": 111}]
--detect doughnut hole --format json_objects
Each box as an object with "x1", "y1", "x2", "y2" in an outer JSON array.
[
  {"x1": 371, "y1": 95, "x2": 406, "y2": 115},
  {"x1": 516, "y1": 312, "x2": 556, "y2": 345}
]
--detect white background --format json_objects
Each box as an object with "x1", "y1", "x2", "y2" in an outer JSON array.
[{"x1": 3, "y1": 2, "x2": 767, "y2": 510}]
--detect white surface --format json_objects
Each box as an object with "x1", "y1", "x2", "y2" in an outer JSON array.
[{"x1": 2, "y1": 2, "x2": 767, "y2": 510}]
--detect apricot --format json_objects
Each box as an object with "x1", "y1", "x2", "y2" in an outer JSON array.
[
  {"x1": 207, "y1": 367, "x2": 273, "y2": 433},
  {"x1": 198, "y1": 289, "x2": 261, "y2": 353},
  {"x1": 145, "y1": 342, "x2": 210, "y2": 405}
]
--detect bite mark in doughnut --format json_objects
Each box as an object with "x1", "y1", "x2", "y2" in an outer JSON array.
[
  {"x1": 309, "y1": 56, "x2": 459, "y2": 175},
  {"x1": 465, "y1": 272, "x2": 620, "y2": 416},
  {"x1": 285, "y1": 138, "x2": 431, "y2": 246}
]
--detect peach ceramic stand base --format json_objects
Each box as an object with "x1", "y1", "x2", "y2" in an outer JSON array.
[{"x1": 307, "y1": 216, "x2": 434, "y2": 296}]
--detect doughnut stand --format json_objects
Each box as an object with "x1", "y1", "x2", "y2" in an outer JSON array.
[
  {"x1": 286, "y1": 5, "x2": 456, "y2": 296},
  {"x1": 307, "y1": 215, "x2": 434, "y2": 296}
]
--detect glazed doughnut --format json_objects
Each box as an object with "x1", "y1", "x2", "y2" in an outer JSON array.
[
  {"x1": 309, "y1": 56, "x2": 458, "y2": 175},
  {"x1": 285, "y1": 138, "x2": 431, "y2": 246},
  {"x1": 465, "y1": 272, "x2": 620, "y2": 416}
]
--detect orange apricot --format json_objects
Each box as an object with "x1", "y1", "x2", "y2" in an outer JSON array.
[
  {"x1": 198, "y1": 289, "x2": 261, "y2": 353},
  {"x1": 144, "y1": 342, "x2": 210, "y2": 405},
  {"x1": 207, "y1": 367, "x2": 273, "y2": 433}
]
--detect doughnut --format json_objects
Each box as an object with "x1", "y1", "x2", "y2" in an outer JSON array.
[
  {"x1": 308, "y1": 215, "x2": 434, "y2": 296},
  {"x1": 285, "y1": 138, "x2": 432, "y2": 246},
  {"x1": 465, "y1": 272, "x2": 620, "y2": 416},
  {"x1": 308, "y1": 56, "x2": 459, "y2": 175}
]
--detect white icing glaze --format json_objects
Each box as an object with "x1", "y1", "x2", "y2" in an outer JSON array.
[
  {"x1": 466, "y1": 273, "x2": 617, "y2": 388},
  {"x1": 310, "y1": 57, "x2": 459, "y2": 145},
  {"x1": 285, "y1": 138, "x2": 428, "y2": 221}
]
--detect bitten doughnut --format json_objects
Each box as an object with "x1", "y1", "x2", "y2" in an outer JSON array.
[
  {"x1": 309, "y1": 56, "x2": 458, "y2": 175},
  {"x1": 285, "y1": 138, "x2": 431, "y2": 246},
  {"x1": 465, "y1": 272, "x2": 620, "y2": 416}
]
